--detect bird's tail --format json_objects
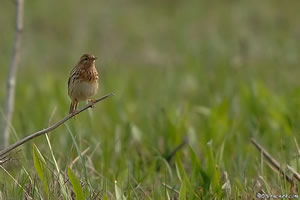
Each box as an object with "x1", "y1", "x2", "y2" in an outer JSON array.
[{"x1": 69, "y1": 100, "x2": 78, "y2": 114}]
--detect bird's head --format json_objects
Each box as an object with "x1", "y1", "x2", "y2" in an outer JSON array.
[{"x1": 78, "y1": 54, "x2": 97, "y2": 67}]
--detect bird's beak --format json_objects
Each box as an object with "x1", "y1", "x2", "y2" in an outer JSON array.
[{"x1": 93, "y1": 57, "x2": 97, "y2": 61}]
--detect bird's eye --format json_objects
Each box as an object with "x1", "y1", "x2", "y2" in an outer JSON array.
[{"x1": 84, "y1": 58, "x2": 88, "y2": 61}]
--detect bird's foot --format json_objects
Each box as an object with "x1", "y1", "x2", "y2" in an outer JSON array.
[
  {"x1": 69, "y1": 110, "x2": 78, "y2": 119},
  {"x1": 88, "y1": 99, "x2": 96, "y2": 108}
]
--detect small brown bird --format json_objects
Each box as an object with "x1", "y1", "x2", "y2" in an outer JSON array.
[{"x1": 68, "y1": 54, "x2": 99, "y2": 114}]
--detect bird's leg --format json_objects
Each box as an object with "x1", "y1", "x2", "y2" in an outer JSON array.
[
  {"x1": 69, "y1": 99, "x2": 79, "y2": 118},
  {"x1": 88, "y1": 99, "x2": 96, "y2": 108}
]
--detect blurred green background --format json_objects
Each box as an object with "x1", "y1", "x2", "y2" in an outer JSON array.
[{"x1": 0, "y1": 0, "x2": 300, "y2": 198}]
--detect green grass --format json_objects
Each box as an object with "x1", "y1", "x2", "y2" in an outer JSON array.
[{"x1": 0, "y1": 0, "x2": 300, "y2": 199}]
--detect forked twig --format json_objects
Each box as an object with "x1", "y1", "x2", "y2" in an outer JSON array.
[
  {"x1": 251, "y1": 138, "x2": 300, "y2": 184},
  {"x1": 0, "y1": 93, "x2": 114, "y2": 158}
]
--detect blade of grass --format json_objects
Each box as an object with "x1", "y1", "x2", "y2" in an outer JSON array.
[
  {"x1": 68, "y1": 167, "x2": 84, "y2": 200},
  {"x1": 45, "y1": 133, "x2": 70, "y2": 199},
  {"x1": 0, "y1": 165, "x2": 33, "y2": 199},
  {"x1": 32, "y1": 144, "x2": 49, "y2": 195},
  {"x1": 115, "y1": 180, "x2": 126, "y2": 200},
  {"x1": 65, "y1": 124, "x2": 88, "y2": 183}
]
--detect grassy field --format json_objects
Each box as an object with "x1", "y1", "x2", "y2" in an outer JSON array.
[{"x1": 0, "y1": 0, "x2": 300, "y2": 199}]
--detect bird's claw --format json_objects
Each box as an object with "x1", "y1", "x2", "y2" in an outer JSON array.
[{"x1": 88, "y1": 99, "x2": 96, "y2": 108}]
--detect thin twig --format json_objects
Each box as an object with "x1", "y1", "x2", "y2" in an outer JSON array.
[
  {"x1": 250, "y1": 138, "x2": 294, "y2": 184},
  {"x1": 69, "y1": 147, "x2": 90, "y2": 168},
  {"x1": 166, "y1": 137, "x2": 188, "y2": 162},
  {"x1": 287, "y1": 165, "x2": 300, "y2": 182},
  {"x1": 162, "y1": 183, "x2": 179, "y2": 194},
  {"x1": 1, "y1": 0, "x2": 24, "y2": 149},
  {"x1": 0, "y1": 93, "x2": 114, "y2": 158}
]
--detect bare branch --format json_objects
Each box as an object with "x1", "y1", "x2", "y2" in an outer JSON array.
[
  {"x1": 250, "y1": 138, "x2": 299, "y2": 184},
  {"x1": 1, "y1": 0, "x2": 24, "y2": 149},
  {"x1": 287, "y1": 165, "x2": 300, "y2": 182},
  {"x1": 0, "y1": 93, "x2": 114, "y2": 158}
]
